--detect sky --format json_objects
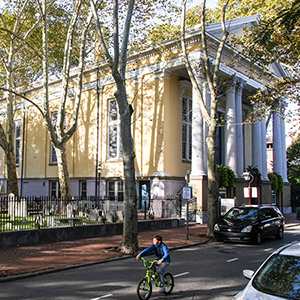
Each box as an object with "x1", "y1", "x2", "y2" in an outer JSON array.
[
  {"x1": 192, "y1": 0, "x2": 219, "y2": 8},
  {"x1": 0, "y1": 0, "x2": 219, "y2": 8},
  {"x1": 0, "y1": 0, "x2": 219, "y2": 11}
]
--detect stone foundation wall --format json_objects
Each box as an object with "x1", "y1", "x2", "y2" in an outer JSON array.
[{"x1": 0, "y1": 218, "x2": 184, "y2": 248}]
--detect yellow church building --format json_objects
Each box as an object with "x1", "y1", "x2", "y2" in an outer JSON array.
[{"x1": 0, "y1": 15, "x2": 291, "y2": 222}]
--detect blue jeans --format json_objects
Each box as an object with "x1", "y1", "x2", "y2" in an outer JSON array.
[{"x1": 157, "y1": 262, "x2": 169, "y2": 287}]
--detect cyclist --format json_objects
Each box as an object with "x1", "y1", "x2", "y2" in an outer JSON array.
[{"x1": 136, "y1": 235, "x2": 171, "y2": 293}]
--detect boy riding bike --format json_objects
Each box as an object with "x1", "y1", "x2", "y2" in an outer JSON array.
[{"x1": 136, "y1": 235, "x2": 171, "y2": 293}]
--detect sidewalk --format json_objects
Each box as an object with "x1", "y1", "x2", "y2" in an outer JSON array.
[{"x1": 0, "y1": 213, "x2": 299, "y2": 282}]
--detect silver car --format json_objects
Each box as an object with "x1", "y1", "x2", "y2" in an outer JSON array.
[{"x1": 234, "y1": 242, "x2": 300, "y2": 299}]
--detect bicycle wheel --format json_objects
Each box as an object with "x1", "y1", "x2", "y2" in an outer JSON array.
[
  {"x1": 164, "y1": 273, "x2": 174, "y2": 295},
  {"x1": 137, "y1": 277, "x2": 152, "y2": 300}
]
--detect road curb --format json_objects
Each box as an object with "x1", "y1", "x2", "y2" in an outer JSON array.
[{"x1": 0, "y1": 240, "x2": 208, "y2": 283}]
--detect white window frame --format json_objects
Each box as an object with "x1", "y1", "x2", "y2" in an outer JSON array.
[
  {"x1": 117, "y1": 181, "x2": 124, "y2": 201},
  {"x1": 216, "y1": 111, "x2": 225, "y2": 165},
  {"x1": 50, "y1": 180, "x2": 60, "y2": 198},
  {"x1": 107, "y1": 181, "x2": 124, "y2": 201},
  {"x1": 108, "y1": 181, "x2": 115, "y2": 200},
  {"x1": 108, "y1": 99, "x2": 122, "y2": 159},
  {"x1": 50, "y1": 112, "x2": 58, "y2": 164},
  {"x1": 14, "y1": 120, "x2": 21, "y2": 166},
  {"x1": 79, "y1": 180, "x2": 87, "y2": 199},
  {"x1": 182, "y1": 96, "x2": 192, "y2": 161}
]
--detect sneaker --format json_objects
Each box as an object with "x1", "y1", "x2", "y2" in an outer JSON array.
[{"x1": 159, "y1": 287, "x2": 166, "y2": 293}]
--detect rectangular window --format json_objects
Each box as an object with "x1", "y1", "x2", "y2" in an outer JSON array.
[
  {"x1": 182, "y1": 97, "x2": 192, "y2": 161},
  {"x1": 117, "y1": 181, "x2": 124, "y2": 201},
  {"x1": 108, "y1": 181, "x2": 124, "y2": 201},
  {"x1": 216, "y1": 111, "x2": 225, "y2": 165},
  {"x1": 108, "y1": 99, "x2": 122, "y2": 159},
  {"x1": 50, "y1": 180, "x2": 60, "y2": 199},
  {"x1": 108, "y1": 125, "x2": 118, "y2": 158},
  {"x1": 80, "y1": 181, "x2": 87, "y2": 199},
  {"x1": 50, "y1": 112, "x2": 58, "y2": 164},
  {"x1": 14, "y1": 120, "x2": 21, "y2": 165},
  {"x1": 108, "y1": 181, "x2": 115, "y2": 200}
]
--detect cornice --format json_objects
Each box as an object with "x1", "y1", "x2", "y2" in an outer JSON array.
[{"x1": 9, "y1": 14, "x2": 274, "y2": 105}]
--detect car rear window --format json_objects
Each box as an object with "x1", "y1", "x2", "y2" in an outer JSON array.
[
  {"x1": 224, "y1": 208, "x2": 258, "y2": 221},
  {"x1": 252, "y1": 254, "x2": 300, "y2": 299}
]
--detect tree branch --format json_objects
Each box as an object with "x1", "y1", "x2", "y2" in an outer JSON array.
[
  {"x1": 213, "y1": 0, "x2": 229, "y2": 87},
  {"x1": 120, "y1": 0, "x2": 135, "y2": 78},
  {"x1": 90, "y1": 0, "x2": 114, "y2": 68},
  {"x1": 112, "y1": 0, "x2": 119, "y2": 74},
  {"x1": 63, "y1": 10, "x2": 93, "y2": 144},
  {"x1": 181, "y1": 0, "x2": 210, "y2": 125},
  {"x1": 0, "y1": 87, "x2": 44, "y2": 116}
]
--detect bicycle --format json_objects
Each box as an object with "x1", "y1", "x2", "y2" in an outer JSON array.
[{"x1": 137, "y1": 257, "x2": 174, "y2": 300}]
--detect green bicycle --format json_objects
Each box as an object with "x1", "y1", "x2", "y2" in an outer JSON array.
[{"x1": 137, "y1": 257, "x2": 174, "y2": 300}]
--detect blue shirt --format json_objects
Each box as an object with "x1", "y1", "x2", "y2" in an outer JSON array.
[{"x1": 140, "y1": 242, "x2": 171, "y2": 262}]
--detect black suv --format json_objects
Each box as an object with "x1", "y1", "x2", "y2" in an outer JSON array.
[{"x1": 214, "y1": 205, "x2": 285, "y2": 244}]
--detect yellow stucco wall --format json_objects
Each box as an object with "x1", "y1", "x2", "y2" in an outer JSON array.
[
  {"x1": 0, "y1": 64, "x2": 193, "y2": 183},
  {"x1": 0, "y1": 18, "x2": 272, "y2": 188}
]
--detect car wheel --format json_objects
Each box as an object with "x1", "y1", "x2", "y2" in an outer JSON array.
[
  {"x1": 253, "y1": 231, "x2": 262, "y2": 245},
  {"x1": 276, "y1": 227, "x2": 284, "y2": 240}
]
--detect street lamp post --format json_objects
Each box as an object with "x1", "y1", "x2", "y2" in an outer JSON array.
[
  {"x1": 95, "y1": 67, "x2": 101, "y2": 203},
  {"x1": 243, "y1": 172, "x2": 254, "y2": 204},
  {"x1": 20, "y1": 104, "x2": 26, "y2": 199},
  {"x1": 97, "y1": 164, "x2": 102, "y2": 204}
]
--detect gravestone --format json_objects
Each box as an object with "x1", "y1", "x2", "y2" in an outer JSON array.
[
  {"x1": 8, "y1": 195, "x2": 27, "y2": 220},
  {"x1": 67, "y1": 203, "x2": 73, "y2": 218},
  {"x1": 116, "y1": 210, "x2": 124, "y2": 221},
  {"x1": 87, "y1": 208, "x2": 99, "y2": 221},
  {"x1": 47, "y1": 216, "x2": 55, "y2": 227},
  {"x1": 106, "y1": 211, "x2": 117, "y2": 223}
]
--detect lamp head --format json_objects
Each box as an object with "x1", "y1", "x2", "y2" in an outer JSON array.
[
  {"x1": 97, "y1": 164, "x2": 102, "y2": 174},
  {"x1": 243, "y1": 172, "x2": 251, "y2": 181}
]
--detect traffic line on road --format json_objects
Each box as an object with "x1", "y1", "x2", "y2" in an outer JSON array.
[
  {"x1": 174, "y1": 272, "x2": 190, "y2": 278},
  {"x1": 264, "y1": 248, "x2": 273, "y2": 252},
  {"x1": 90, "y1": 294, "x2": 113, "y2": 300},
  {"x1": 227, "y1": 258, "x2": 238, "y2": 263}
]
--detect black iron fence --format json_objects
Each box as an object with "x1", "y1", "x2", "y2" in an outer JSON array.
[
  {"x1": 0, "y1": 196, "x2": 114, "y2": 232},
  {"x1": 0, "y1": 195, "x2": 182, "y2": 232}
]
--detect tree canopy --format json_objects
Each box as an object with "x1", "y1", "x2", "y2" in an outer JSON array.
[
  {"x1": 287, "y1": 135, "x2": 300, "y2": 184},
  {"x1": 287, "y1": 134, "x2": 300, "y2": 205},
  {"x1": 206, "y1": 0, "x2": 300, "y2": 136}
]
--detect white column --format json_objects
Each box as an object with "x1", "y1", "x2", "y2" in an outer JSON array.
[
  {"x1": 252, "y1": 103, "x2": 263, "y2": 174},
  {"x1": 235, "y1": 80, "x2": 245, "y2": 177},
  {"x1": 260, "y1": 118, "x2": 268, "y2": 180},
  {"x1": 280, "y1": 105, "x2": 288, "y2": 182},
  {"x1": 225, "y1": 79, "x2": 237, "y2": 173},
  {"x1": 191, "y1": 86, "x2": 206, "y2": 175},
  {"x1": 273, "y1": 108, "x2": 283, "y2": 175},
  {"x1": 203, "y1": 86, "x2": 210, "y2": 174}
]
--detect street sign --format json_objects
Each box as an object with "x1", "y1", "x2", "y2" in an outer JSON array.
[
  {"x1": 182, "y1": 186, "x2": 194, "y2": 240},
  {"x1": 243, "y1": 187, "x2": 258, "y2": 198},
  {"x1": 220, "y1": 198, "x2": 235, "y2": 215},
  {"x1": 182, "y1": 186, "x2": 192, "y2": 200}
]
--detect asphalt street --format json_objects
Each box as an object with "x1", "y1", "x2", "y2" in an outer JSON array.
[{"x1": 1, "y1": 223, "x2": 299, "y2": 300}]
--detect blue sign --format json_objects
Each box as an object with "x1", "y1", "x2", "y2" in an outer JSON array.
[{"x1": 182, "y1": 186, "x2": 192, "y2": 200}]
